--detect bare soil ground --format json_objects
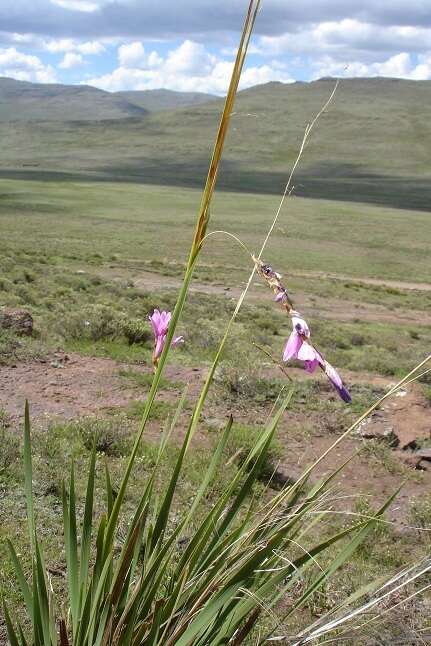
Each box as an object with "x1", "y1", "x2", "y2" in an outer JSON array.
[
  {"x1": 1, "y1": 351, "x2": 429, "y2": 525},
  {"x1": 107, "y1": 268, "x2": 431, "y2": 327}
]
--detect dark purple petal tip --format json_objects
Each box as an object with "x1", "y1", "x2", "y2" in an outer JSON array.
[{"x1": 337, "y1": 385, "x2": 352, "y2": 403}]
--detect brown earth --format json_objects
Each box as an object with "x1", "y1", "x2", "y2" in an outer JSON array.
[
  {"x1": 1, "y1": 350, "x2": 430, "y2": 527},
  {"x1": 105, "y1": 268, "x2": 431, "y2": 327}
]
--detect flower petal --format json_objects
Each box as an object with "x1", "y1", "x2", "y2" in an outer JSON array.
[
  {"x1": 149, "y1": 309, "x2": 161, "y2": 336},
  {"x1": 172, "y1": 335, "x2": 184, "y2": 346},
  {"x1": 154, "y1": 334, "x2": 165, "y2": 360},
  {"x1": 275, "y1": 291, "x2": 287, "y2": 303},
  {"x1": 324, "y1": 360, "x2": 343, "y2": 389},
  {"x1": 323, "y1": 360, "x2": 352, "y2": 403},
  {"x1": 291, "y1": 314, "x2": 310, "y2": 338},
  {"x1": 297, "y1": 341, "x2": 317, "y2": 363},
  {"x1": 304, "y1": 358, "x2": 320, "y2": 373},
  {"x1": 283, "y1": 331, "x2": 302, "y2": 362}
]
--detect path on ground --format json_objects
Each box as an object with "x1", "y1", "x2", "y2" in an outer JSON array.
[{"x1": 105, "y1": 268, "x2": 431, "y2": 327}]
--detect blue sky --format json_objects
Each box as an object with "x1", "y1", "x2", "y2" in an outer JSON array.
[{"x1": 0, "y1": 0, "x2": 431, "y2": 93}]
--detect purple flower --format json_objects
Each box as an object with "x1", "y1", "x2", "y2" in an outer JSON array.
[
  {"x1": 275, "y1": 289, "x2": 289, "y2": 304},
  {"x1": 283, "y1": 312, "x2": 351, "y2": 403},
  {"x1": 149, "y1": 309, "x2": 184, "y2": 366},
  {"x1": 322, "y1": 359, "x2": 352, "y2": 403}
]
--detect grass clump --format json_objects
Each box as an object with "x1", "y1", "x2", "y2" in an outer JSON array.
[
  {"x1": 410, "y1": 495, "x2": 431, "y2": 540},
  {"x1": 71, "y1": 416, "x2": 132, "y2": 456}
]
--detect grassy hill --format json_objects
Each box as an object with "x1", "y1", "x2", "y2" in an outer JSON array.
[
  {"x1": 0, "y1": 77, "x2": 147, "y2": 121},
  {"x1": 0, "y1": 77, "x2": 430, "y2": 209},
  {"x1": 116, "y1": 88, "x2": 217, "y2": 111}
]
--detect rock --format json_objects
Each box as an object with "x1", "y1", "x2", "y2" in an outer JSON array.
[
  {"x1": 0, "y1": 308, "x2": 33, "y2": 336},
  {"x1": 360, "y1": 422, "x2": 399, "y2": 447},
  {"x1": 417, "y1": 448, "x2": 431, "y2": 462},
  {"x1": 398, "y1": 453, "x2": 427, "y2": 470}
]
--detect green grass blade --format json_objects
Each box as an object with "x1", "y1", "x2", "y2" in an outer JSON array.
[
  {"x1": 31, "y1": 559, "x2": 43, "y2": 646},
  {"x1": 185, "y1": 415, "x2": 233, "y2": 522},
  {"x1": 23, "y1": 400, "x2": 35, "y2": 551},
  {"x1": 17, "y1": 621, "x2": 29, "y2": 646},
  {"x1": 157, "y1": 386, "x2": 189, "y2": 462},
  {"x1": 7, "y1": 539, "x2": 33, "y2": 617},
  {"x1": 287, "y1": 485, "x2": 404, "y2": 618},
  {"x1": 169, "y1": 583, "x2": 242, "y2": 646},
  {"x1": 198, "y1": 390, "x2": 293, "y2": 569},
  {"x1": 3, "y1": 602, "x2": 20, "y2": 646},
  {"x1": 80, "y1": 444, "x2": 96, "y2": 593},
  {"x1": 105, "y1": 460, "x2": 114, "y2": 518},
  {"x1": 34, "y1": 539, "x2": 53, "y2": 646},
  {"x1": 110, "y1": 504, "x2": 148, "y2": 606},
  {"x1": 62, "y1": 462, "x2": 79, "y2": 637},
  {"x1": 93, "y1": 513, "x2": 107, "y2": 588}
]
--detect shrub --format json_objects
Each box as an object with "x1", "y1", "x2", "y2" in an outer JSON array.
[
  {"x1": 54, "y1": 304, "x2": 124, "y2": 341},
  {"x1": 122, "y1": 318, "x2": 152, "y2": 345},
  {"x1": 74, "y1": 416, "x2": 131, "y2": 456}
]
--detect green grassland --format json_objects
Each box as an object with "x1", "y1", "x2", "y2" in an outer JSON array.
[
  {"x1": 1, "y1": 177, "x2": 430, "y2": 380},
  {"x1": 1, "y1": 178, "x2": 430, "y2": 282},
  {"x1": 1, "y1": 177, "x2": 430, "y2": 642},
  {"x1": 0, "y1": 78, "x2": 431, "y2": 642},
  {"x1": 1, "y1": 78, "x2": 431, "y2": 210}
]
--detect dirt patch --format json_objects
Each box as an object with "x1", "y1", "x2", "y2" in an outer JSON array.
[
  {"x1": 1, "y1": 352, "x2": 430, "y2": 523},
  {"x1": 106, "y1": 268, "x2": 431, "y2": 327},
  {"x1": 0, "y1": 351, "x2": 203, "y2": 423}
]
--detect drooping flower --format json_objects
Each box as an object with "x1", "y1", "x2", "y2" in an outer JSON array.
[
  {"x1": 149, "y1": 309, "x2": 184, "y2": 366},
  {"x1": 283, "y1": 312, "x2": 351, "y2": 403},
  {"x1": 322, "y1": 358, "x2": 352, "y2": 403}
]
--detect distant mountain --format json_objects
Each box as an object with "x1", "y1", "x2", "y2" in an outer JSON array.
[
  {"x1": 0, "y1": 77, "x2": 147, "y2": 121},
  {"x1": 115, "y1": 88, "x2": 218, "y2": 111},
  {"x1": 0, "y1": 76, "x2": 430, "y2": 210}
]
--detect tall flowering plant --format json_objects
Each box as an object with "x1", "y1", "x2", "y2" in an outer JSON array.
[
  {"x1": 254, "y1": 257, "x2": 351, "y2": 402},
  {"x1": 149, "y1": 309, "x2": 183, "y2": 368},
  {"x1": 5, "y1": 1, "x2": 430, "y2": 644}
]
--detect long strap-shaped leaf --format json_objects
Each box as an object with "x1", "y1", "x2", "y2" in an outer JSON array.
[
  {"x1": 23, "y1": 401, "x2": 35, "y2": 550},
  {"x1": 62, "y1": 463, "x2": 79, "y2": 637},
  {"x1": 101, "y1": 0, "x2": 261, "y2": 563}
]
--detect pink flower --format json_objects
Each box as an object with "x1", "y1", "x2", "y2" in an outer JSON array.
[
  {"x1": 283, "y1": 312, "x2": 351, "y2": 403},
  {"x1": 149, "y1": 309, "x2": 184, "y2": 365}
]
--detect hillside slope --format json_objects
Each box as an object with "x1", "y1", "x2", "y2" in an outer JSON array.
[
  {"x1": 0, "y1": 77, "x2": 430, "y2": 209},
  {"x1": 115, "y1": 88, "x2": 217, "y2": 111},
  {"x1": 0, "y1": 77, "x2": 147, "y2": 121}
]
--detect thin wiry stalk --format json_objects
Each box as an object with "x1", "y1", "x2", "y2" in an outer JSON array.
[
  {"x1": 257, "y1": 80, "x2": 339, "y2": 261},
  {"x1": 257, "y1": 353, "x2": 431, "y2": 521},
  {"x1": 181, "y1": 80, "x2": 340, "y2": 451},
  {"x1": 288, "y1": 558, "x2": 431, "y2": 644}
]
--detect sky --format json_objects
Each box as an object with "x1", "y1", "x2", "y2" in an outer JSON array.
[{"x1": 0, "y1": 0, "x2": 431, "y2": 94}]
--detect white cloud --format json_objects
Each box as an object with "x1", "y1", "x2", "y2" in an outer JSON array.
[
  {"x1": 164, "y1": 40, "x2": 214, "y2": 75},
  {"x1": 117, "y1": 41, "x2": 161, "y2": 68},
  {"x1": 0, "y1": 47, "x2": 57, "y2": 82},
  {"x1": 77, "y1": 40, "x2": 105, "y2": 54},
  {"x1": 59, "y1": 51, "x2": 83, "y2": 68},
  {"x1": 86, "y1": 39, "x2": 292, "y2": 93},
  {"x1": 50, "y1": 0, "x2": 99, "y2": 12},
  {"x1": 239, "y1": 64, "x2": 293, "y2": 88},
  {"x1": 44, "y1": 38, "x2": 105, "y2": 54},
  {"x1": 257, "y1": 19, "x2": 431, "y2": 61},
  {"x1": 118, "y1": 41, "x2": 145, "y2": 67},
  {"x1": 313, "y1": 52, "x2": 431, "y2": 80}
]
